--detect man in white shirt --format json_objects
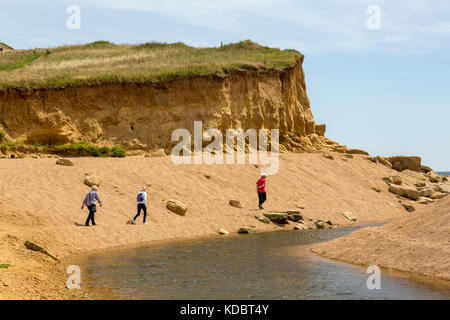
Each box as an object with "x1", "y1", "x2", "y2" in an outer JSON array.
[{"x1": 133, "y1": 187, "x2": 148, "y2": 224}]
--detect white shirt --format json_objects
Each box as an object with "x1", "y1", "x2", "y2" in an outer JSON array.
[{"x1": 137, "y1": 191, "x2": 147, "y2": 205}]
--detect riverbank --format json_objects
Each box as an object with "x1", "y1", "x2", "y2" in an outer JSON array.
[
  {"x1": 312, "y1": 196, "x2": 450, "y2": 280},
  {"x1": 0, "y1": 152, "x2": 442, "y2": 299}
]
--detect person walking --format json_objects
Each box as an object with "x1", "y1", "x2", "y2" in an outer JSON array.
[
  {"x1": 81, "y1": 185, "x2": 102, "y2": 226},
  {"x1": 256, "y1": 173, "x2": 267, "y2": 209},
  {"x1": 132, "y1": 187, "x2": 148, "y2": 224}
]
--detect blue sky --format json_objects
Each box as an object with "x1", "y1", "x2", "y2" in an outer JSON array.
[{"x1": 1, "y1": 0, "x2": 449, "y2": 170}]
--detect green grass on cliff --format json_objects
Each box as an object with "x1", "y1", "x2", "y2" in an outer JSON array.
[{"x1": 0, "y1": 40, "x2": 303, "y2": 90}]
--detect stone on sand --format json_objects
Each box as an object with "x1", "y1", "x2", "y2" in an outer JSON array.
[
  {"x1": 166, "y1": 199, "x2": 188, "y2": 215},
  {"x1": 263, "y1": 212, "x2": 289, "y2": 224},
  {"x1": 342, "y1": 211, "x2": 357, "y2": 222},
  {"x1": 388, "y1": 184, "x2": 420, "y2": 201},
  {"x1": 229, "y1": 200, "x2": 243, "y2": 208},
  {"x1": 84, "y1": 175, "x2": 101, "y2": 187},
  {"x1": 56, "y1": 158, "x2": 74, "y2": 166}
]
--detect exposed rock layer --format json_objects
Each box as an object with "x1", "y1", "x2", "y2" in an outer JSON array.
[{"x1": 0, "y1": 59, "x2": 342, "y2": 153}]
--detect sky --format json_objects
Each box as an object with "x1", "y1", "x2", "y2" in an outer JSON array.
[{"x1": 1, "y1": 0, "x2": 449, "y2": 170}]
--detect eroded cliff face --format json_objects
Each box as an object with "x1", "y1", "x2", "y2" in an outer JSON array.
[{"x1": 0, "y1": 58, "x2": 343, "y2": 153}]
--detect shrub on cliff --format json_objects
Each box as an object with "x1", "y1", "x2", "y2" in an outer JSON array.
[
  {"x1": 0, "y1": 128, "x2": 5, "y2": 142},
  {"x1": 111, "y1": 146, "x2": 126, "y2": 158}
]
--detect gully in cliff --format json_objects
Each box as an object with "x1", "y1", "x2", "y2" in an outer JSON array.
[{"x1": 170, "y1": 121, "x2": 279, "y2": 175}]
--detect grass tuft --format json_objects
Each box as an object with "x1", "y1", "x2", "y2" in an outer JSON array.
[{"x1": 0, "y1": 40, "x2": 302, "y2": 90}]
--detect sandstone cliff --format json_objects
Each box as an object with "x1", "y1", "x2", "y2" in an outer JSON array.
[{"x1": 0, "y1": 58, "x2": 343, "y2": 153}]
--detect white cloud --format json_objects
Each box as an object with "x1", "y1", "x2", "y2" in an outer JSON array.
[{"x1": 77, "y1": 0, "x2": 450, "y2": 54}]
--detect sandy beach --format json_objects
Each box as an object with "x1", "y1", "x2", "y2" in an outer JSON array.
[{"x1": 1, "y1": 152, "x2": 421, "y2": 299}]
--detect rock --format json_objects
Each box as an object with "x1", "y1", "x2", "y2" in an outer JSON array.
[
  {"x1": 294, "y1": 223, "x2": 308, "y2": 230},
  {"x1": 402, "y1": 203, "x2": 416, "y2": 212},
  {"x1": 315, "y1": 123, "x2": 326, "y2": 136},
  {"x1": 326, "y1": 220, "x2": 333, "y2": 225},
  {"x1": 24, "y1": 241, "x2": 59, "y2": 261},
  {"x1": 323, "y1": 153, "x2": 334, "y2": 160},
  {"x1": 287, "y1": 213, "x2": 303, "y2": 222},
  {"x1": 387, "y1": 156, "x2": 421, "y2": 172},
  {"x1": 166, "y1": 199, "x2": 188, "y2": 215},
  {"x1": 229, "y1": 200, "x2": 243, "y2": 208},
  {"x1": 367, "y1": 156, "x2": 377, "y2": 163},
  {"x1": 402, "y1": 170, "x2": 427, "y2": 181},
  {"x1": 204, "y1": 175, "x2": 211, "y2": 179},
  {"x1": 438, "y1": 184, "x2": 450, "y2": 193},
  {"x1": 344, "y1": 154, "x2": 354, "y2": 159},
  {"x1": 312, "y1": 220, "x2": 326, "y2": 229},
  {"x1": 417, "y1": 197, "x2": 435, "y2": 204},
  {"x1": 219, "y1": 229, "x2": 229, "y2": 235},
  {"x1": 372, "y1": 187, "x2": 381, "y2": 193},
  {"x1": 376, "y1": 156, "x2": 392, "y2": 168},
  {"x1": 263, "y1": 212, "x2": 289, "y2": 224},
  {"x1": 313, "y1": 220, "x2": 326, "y2": 229},
  {"x1": 391, "y1": 175, "x2": 403, "y2": 185},
  {"x1": 238, "y1": 227, "x2": 251, "y2": 234},
  {"x1": 418, "y1": 187, "x2": 433, "y2": 197},
  {"x1": 382, "y1": 177, "x2": 392, "y2": 184},
  {"x1": 388, "y1": 184, "x2": 420, "y2": 201},
  {"x1": 346, "y1": 149, "x2": 369, "y2": 155},
  {"x1": 150, "y1": 149, "x2": 167, "y2": 157},
  {"x1": 56, "y1": 158, "x2": 74, "y2": 166},
  {"x1": 415, "y1": 181, "x2": 426, "y2": 188},
  {"x1": 254, "y1": 215, "x2": 270, "y2": 224},
  {"x1": 342, "y1": 211, "x2": 357, "y2": 222},
  {"x1": 420, "y1": 165, "x2": 433, "y2": 173},
  {"x1": 426, "y1": 171, "x2": 442, "y2": 183},
  {"x1": 84, "y1": 175, "x2": 101, "y2": 187},
  {"x1": 430, "y1": 193, "x2": 448, "y2": 200}
]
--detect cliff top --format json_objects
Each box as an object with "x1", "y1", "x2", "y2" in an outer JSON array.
[
  {"x1": 0, "y1": 42, "x2": 14, "y2": 50},
  {"x1": 0, "y1": 40, "x2": 302, "y2": 90}
]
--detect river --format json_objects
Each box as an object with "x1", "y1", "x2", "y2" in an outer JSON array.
[{"x1": 74, "y1": 224, "x2": 450, "y2": 300}]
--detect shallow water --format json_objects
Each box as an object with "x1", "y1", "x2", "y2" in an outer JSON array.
[{"x1": 75, "y1": 225, "x2": 450, "y2": 300}]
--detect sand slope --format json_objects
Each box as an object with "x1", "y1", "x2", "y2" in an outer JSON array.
[
  {"x1": 0, "y1": 153, "x2": 417, "y2": 298},
  {"x1": 312, "y1": 196, "x2": 450, "y2": 280}
]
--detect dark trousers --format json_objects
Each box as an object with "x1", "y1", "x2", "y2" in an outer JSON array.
[
  {"x1": 133, "y1": 204, "x2": 147, "y2": 223},
  {"x1": 258, "y1": 192, "x2": 267, "y2": 207},
  {"x1": 85, "y1": 205, "x2": 96, "y2": 226}
]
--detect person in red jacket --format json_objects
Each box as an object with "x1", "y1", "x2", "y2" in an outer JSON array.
[{"x1": 256, "y1": 173, "x2": 267, "y2": 209}]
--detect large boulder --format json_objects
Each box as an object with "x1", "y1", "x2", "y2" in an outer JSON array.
[
  {"x1": 84, "y1": 175, "x2": 101, "y2": 187},
  {"x1": 387, "y1": 156, "x2": 421, "y2": 172},
  {"x1": 263, "y1": 212, "x2": 289, "y2": 224},
  {"x1": 166, "y1": 199, "x2": 188, "y2": 216},
  {"x1": 388, "y1": 184, "x2": 420, "y2": 200}
]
